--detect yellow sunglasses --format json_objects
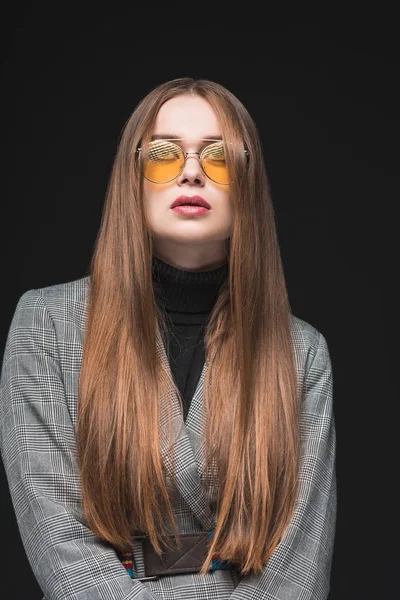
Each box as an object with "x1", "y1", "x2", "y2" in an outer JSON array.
[{"x1": 137, "y1": 138, "x2": 247, "y2": 185}]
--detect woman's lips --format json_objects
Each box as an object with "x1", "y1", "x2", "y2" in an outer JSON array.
[
  {"x1": 170, "y1": 195, "x2": 211, "y2": 209},
  {"x1": 172, "y1": 206, "x2": 210, "y2": 215}
]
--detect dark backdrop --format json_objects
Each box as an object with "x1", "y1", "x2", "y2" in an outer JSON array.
[{"x1": 1, "y1": 9, "x2": 398, "y2": 600}]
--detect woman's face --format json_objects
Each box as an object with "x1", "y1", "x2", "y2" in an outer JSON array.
[{"x1": 143, "y1": 94, "x2": 233, "y2": 271}]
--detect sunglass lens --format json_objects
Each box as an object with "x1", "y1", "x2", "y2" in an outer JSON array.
[
  {"x1": 201, "y1": 142, "x2": 230, "y2": 184},
  {"x1": 144, "y1": 141, "x2": 184, "y2": 183}
]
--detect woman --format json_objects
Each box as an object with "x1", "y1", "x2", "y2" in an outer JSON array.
[{"x1": 0, "y1": 77, "x2": 336, "y2": 599}]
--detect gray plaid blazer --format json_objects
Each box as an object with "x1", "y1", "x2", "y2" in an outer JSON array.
[{"x1": 0, "y1": 275, "x2": 336, "y2": 600}]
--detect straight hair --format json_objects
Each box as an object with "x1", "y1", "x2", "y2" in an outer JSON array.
[{"x1": 76, "y1": 77, "x2": 300, "y2": 575}]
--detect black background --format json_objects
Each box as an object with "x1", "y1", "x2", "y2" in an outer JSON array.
[{"x1": 1, "y1": 7, "x2": 398, "y2": 600}]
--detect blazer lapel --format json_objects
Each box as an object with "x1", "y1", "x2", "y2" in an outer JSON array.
[
  {"x1": 185, "y1": 361, "x2": 220, "y2": 522},
  {"x1": 156, "y1": 324, "x2": 215, "y2": 531}
]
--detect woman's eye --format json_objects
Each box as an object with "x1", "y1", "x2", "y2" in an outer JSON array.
[
  {"x1": 150, "y1": 151, "x2": 176, "y2": 161},
  {"x1": 149, "y1": 143, "x2": 180, "y2": 161},
  {"x1": 203, "y1": 144, "x2": 225, "y2": 162}
]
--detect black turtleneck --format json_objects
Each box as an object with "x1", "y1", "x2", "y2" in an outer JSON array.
[{"x1": 152, "y1": 255, "x2": 229, "y2": 419}]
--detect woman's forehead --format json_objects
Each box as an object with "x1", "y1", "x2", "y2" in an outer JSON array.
[{"x1": 152, "y1": 95, "x2": 222, "y2": 139}]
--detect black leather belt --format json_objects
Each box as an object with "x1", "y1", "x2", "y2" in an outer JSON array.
[{"x1": 132, "y1": 532, "x2": 232, "y2": 580}]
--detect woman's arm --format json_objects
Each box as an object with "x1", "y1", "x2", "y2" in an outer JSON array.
[
  {"x1": 229, "y1": 330, "x2": 336, "y2": 600},
  {"x1": 0, "y1": 289, "x2": 158, "y2": 600}
]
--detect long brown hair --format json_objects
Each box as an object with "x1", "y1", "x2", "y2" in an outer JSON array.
[{"x1": 76, "y1": 77, "x2": 300, "y2": 575}]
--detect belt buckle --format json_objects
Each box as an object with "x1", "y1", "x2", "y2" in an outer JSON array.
[{"x1": 135, "y1": 532, "x2": 210, "y2": 579}]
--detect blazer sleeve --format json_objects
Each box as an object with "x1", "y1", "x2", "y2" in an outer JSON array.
[
  {"x1": 0, "y1": 289, "x2": 158, "y2": 600},
  {"x1": 228, "y1": 330, "x2": 337, "y2": 600}
]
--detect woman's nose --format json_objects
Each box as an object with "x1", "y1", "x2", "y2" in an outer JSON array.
[{"x1": 177, "y1": 154, "x2": 205, "y2": 185}]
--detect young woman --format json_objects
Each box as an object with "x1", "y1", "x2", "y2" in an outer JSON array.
[{"x1": 0, "y1": 77, "x2": 336, "y2": 600}]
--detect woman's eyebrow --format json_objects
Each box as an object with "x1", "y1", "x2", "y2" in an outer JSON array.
[{"x1": 150, "y1": 134, "x2": 223, "y2": 141}]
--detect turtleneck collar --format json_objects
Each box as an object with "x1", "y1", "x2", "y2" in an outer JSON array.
[{"x1": 152, "y1": 254, "x2": 229, "y2": 314}]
